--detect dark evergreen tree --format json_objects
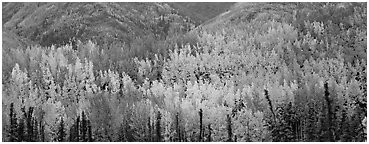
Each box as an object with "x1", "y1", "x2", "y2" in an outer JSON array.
[
  {"x1": 148, "y1": 116, "x2": 152, "y2": 141},
  {"x1": 69, "y1": 123, "x2": 75, "y2": 142},
  {"x1": 9, "y1": 103, "x2": 17, "y2": 142},
  {"x1": 156, "y1": 111, "x2": 162, "y2": 142},
  {"x1": 324, "y1": 82, "x2": 334, "y2": 141},
  {"x1": 199, "y1": 109, "x2": 203, "y2": 142},
  {"x1": 264, "y1": 89, "x2": 276, "y2": 123},
  {"x1": 57, "y1": 117, "x2": 65, "y2": 142},
  {"x1": 226, "y1": 114, "x2": 232, "y2": 142},
  {"x1": 87, "y1": 120, "x2": 92, "y2": 142},
  {"x1": 32, "y1": 118, "x2": 38, "y2": 142},
  {"x1": 81, "y1": 111, "x2": 87, "y2": 142},
  {"x1": 21, "y1": 107, "x2": 28, "y2": 141},
  {"x1": 76, "y1": 116, "x2": 80, "y2": 141},
  {"x1": 18, "y1": 118, "x2": 25, "y2": 141},
  {"x1": 26, "y1": 107, "x2": 34, "y2": 142},
  {"x1": 40, "y1": 121, "x2": 45, "y2": 142}
]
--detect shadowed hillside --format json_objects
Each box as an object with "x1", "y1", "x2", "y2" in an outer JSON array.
[{"x1": 2, "y1": 2, "x2": 197, "y2": 48}]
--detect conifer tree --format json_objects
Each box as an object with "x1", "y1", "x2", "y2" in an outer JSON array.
[
  {"x1": 69, "y1": 123, "x2": 75, "y2": 142},
  {"x1": 18, "y1": 118, "x2": 25, "y2": 141},
  {"x1": 76, "y1": 116, "x2": 80, "y2": 141},
  {"x1": 81, "y1": 111, "x2": 87, "y2": 142},
  {"x1": 156, "y1": 111, "x2": 162, "y2": 142},
  {"x1": 57, "y1": 117, "x2": 65, "y2": 142},
  {"x1": 324, "y1": 82, "x2": 334, "y2": 141},
  {"x1": 148, "y1": 117, "x2": 152, "y2": 141},
  {"x1": 9, "y1": 103, "x2": 17, "y2": 142},
  {"x1": 32, "y1": 118, "x2": 38, "y2": 141},
  {"x1": 26, "y1": 107, "x2": 34, "y2": 142},
  {"x1": 207, "y1": 124, "x2": 212, "y2": 142},
  {"x1": 87, "y1": 120, "x2": 92, "y2": 142},
  {"x1": 199, "y1": 109, "x2": 203, "y2": 142},
  {"x1": 40, "y1": 121, "x2": 45, "y2": 142},
  {"x1": 264, "y1": 89, "x2": 276, "y2": 123},
  {"x1": 20, "y1": 107, "x2": 29, "y2": 141},
  {"x1": 226, "y1": 114, "x2": 232, "y2": 142}
]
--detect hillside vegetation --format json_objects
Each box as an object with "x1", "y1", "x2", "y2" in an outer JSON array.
[
  {"x1": 2, "y1": 2, "x2": 367, "y2": 142},
  {"x1": 168, "y1": 2, "x2": 234, "y2": 24},
  {"x1": 3, "y1": 2, "x2": 199, "y2": 47}
]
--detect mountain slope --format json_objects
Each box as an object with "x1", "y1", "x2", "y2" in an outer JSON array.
[
  {"x1": 200, "y1": 2, "x2": 297, "y2": 30},
  {"x1": 2, "y1": 2, "x2": 197, "y2": 48},
  {"x1": 167, "y1": 2, "x2": 235, "y2": 24}
]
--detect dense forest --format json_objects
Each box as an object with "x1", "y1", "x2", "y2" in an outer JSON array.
[{"x1": 2, "y1": 2, "x2": 367, "y2": 142}]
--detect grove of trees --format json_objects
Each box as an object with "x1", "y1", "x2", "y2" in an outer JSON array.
[{"x1": 2, "y1": 2, "x2": 367, "y2": 142}]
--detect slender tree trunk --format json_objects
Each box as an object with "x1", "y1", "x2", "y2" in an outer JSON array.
[
  {"x1": 81, "y1": 111, "x2": 86, "y2": 142},
  {"x1": 33, "y1": 118, "x2": 38, "y2": 142},
  {"x1": 324, "y1": 82, "x2": 334, "y2": 141},
  {"x1": 227, "y1": 114, "x2": 232, "y2": 142},
  {"x1": 175, "y1": 112, "x2": 180, "y2": 142},
  {"x1": 207, "y1": 124, "x2": 211, "y2": 142},
  {"x1": 246, "y1": 117, "x2": 250, "y2": 142},
  {"x1": 40, "y1": 121, "x2": 45, "y2": 142},
  {"x1": 76, "y1": 116, "x2": 80, "y2": 142},
  {"x1": 199, "y1": 109, "x2": 203, "y2": 142},
  {"x1": 87, "y1": 120, "x2": 92, "y2": 142},
  {"x1": 264, "y1": 89, "x2": 276, "y2": 123},
  {"x1": 148, "y1": 116, "x2": 152, "y2": 141}
]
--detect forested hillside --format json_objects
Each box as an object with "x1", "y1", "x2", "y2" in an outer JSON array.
[
  {"x1": 167, "y1": 2, "x2": 234, "y2": 24},
  {"x1": 2, "y1": 2, "x2": 197, "y2": 47},
  {"x1": 2, "y1": 2, "x2": 367, "y2": 142}
]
